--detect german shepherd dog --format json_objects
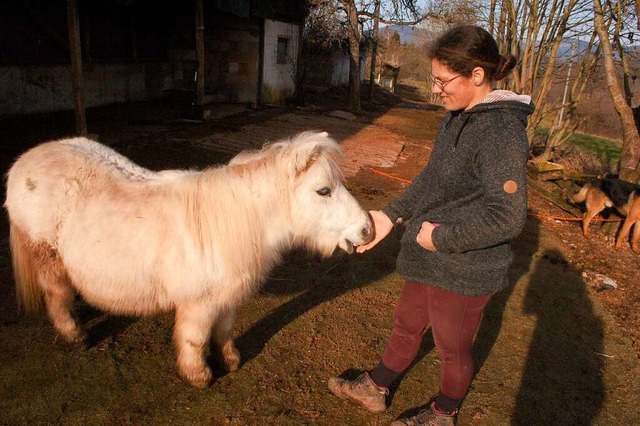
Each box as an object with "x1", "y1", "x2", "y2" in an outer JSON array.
[{"x1": 570, "y1": 177, "x2": 640, "y2": 253}]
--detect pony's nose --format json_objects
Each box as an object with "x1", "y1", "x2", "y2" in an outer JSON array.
[{"x1": 361, "y1": 224, "x2": 372, "y2": 242}]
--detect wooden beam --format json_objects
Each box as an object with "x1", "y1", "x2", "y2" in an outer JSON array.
[
  {"x1": 527, "y1": 177, "x2": 583, "y2": 217},
  {"x1": 257, "y1": 18, "x2": 265, "y2": 105},
  {"x1": 66, "y1": 0, "x2": 87, "y2": 136},
  {"x1": 195, "y1": 0, "x2": 205, "y2": 106}
]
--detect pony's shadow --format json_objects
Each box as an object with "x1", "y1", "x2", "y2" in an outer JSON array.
[
  {"x1": 75, "y1": 303, "x2": 138, "y2": 348},
  {"x1": 229, "y1": 227, "x2": 402, "y2": 372},
  {"x1": 230, "y1": 217, "x2": 541, "y2": 394}
]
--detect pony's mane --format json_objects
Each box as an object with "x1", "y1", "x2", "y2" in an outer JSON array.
[
  {"x1": 228, "y1": 131, "x2": 344, "y2": 177},
  {"x1": 183, "y1": 131, "x2": 345, "y2": 268}
]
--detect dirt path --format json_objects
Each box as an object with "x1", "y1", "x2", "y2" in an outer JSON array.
[{"x1": 1, "y1": 97, "x2": 639, "y2": 425}]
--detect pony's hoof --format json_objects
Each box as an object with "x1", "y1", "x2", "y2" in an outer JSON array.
[
  {"x1": 58, "y1": 329, "x2": 87, "y2": 348},
  {"x1": 70, "y1": 336, "x2": 88, "y2": 350},
  {"x1": 179, "y1": 364, "x2": 213, "y2": 389},
  {"x1": 73, "y1": 330, "x2": 88, "y2": 343},
  {"x1": 222, "y1": 343, "x2": 240, "y2": 372},
  {"x1": 224, "y1": 353, "x2": 240, "y2": 372}
]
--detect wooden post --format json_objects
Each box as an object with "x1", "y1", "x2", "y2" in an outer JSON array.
[
  {"x1": 367, "y1": 0, "x2": 380, "y2": 100},
  {"x1": 257, "y1": 18, "x2": 265, "y2": 105},
  {"x1": 195, "y1": 0, "x2": 205, "y2": 106},
  {"x1": 66, "y1": 0, "x2": 87, "y2": 136}
]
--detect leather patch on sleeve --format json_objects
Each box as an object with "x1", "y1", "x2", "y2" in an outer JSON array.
[{"x1": 503, "y1": 180, "x2": 518, "y2": 194}]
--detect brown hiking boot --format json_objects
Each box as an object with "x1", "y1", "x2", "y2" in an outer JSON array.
[
  {"x1": 328, "y1": 372, "x2": 388, "y2": 413},
  {"x1": 390, "y1": 402, "x2": 458, "y2": 426}
]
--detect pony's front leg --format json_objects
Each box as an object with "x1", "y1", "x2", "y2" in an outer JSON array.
[
  {"x1": 174, "y1": 302, "x2": 217, "y2": 389},
  {"x1": 213, "y1": 308, "x2": 240, "y2": 372}
]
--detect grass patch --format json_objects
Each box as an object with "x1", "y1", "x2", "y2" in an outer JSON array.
[
  {"x1": 536, "y1": 127, "x2": 622, "y2": 170},
  {"x1": 568, "y1": 132, "x2": 622, "y2": 165}
]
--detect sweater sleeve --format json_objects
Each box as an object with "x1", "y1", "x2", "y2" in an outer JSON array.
[
  {"x1": 382, "y1": 167, "x2": 431, "y2": 224},
  {"x1": 382, "y1": 118, "x2": 450, "y2": 224},
  {"x1": 432, "y1": 115, "x2": 529, "y2": 253}
]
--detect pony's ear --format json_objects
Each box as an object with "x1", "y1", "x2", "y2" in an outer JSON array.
[
  {"x1": 289, "y1": 131, "x2": 333, "y2": 176},
  {"x1": 293, "y1": 144, "x2": 322, "y2": 176}
]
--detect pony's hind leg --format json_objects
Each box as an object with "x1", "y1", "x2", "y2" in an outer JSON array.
[
  {"x1": 33, "y1": 242, "x2": 85, "y2": 344},
  {"x1": 174, "y1": 302, "x2": 217, "y2": 389},
  {"x1": 213, "y1": 308, "x2": 240, "y2": 372}
]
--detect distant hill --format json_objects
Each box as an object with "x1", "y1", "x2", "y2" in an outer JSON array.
[
  {"x1": 381, "y1": 27, "x2": 639, "y2": 63},
  {"x1": 557, "y1": 38, "x2": 594, "y2": 60},
  {"x1": 557, "y1": 37, "x2": 640, "y2": 60},
  {"x1": 381, "y1": 24, "x2": 430, "y2": 45},
  {"x1": 381, "y1": 28, "x2": 608, "y2": 59}
]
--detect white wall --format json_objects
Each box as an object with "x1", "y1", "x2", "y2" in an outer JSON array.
[
  {"x1": 262, "y1": 19, "x2": 300, "y2": 104},
  {"x1": 0, "y1": 63, "x2": 172, "y2": 118},
  {"x1": 331, "y1": 52, "x2": 367, "y2": 86}
]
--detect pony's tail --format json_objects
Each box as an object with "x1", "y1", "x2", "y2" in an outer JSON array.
[{"x1": 9, "y1": 223, "x2": 43, "y2": 315}]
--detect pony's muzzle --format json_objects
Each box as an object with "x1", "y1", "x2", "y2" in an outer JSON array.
[{"x1": 360, "y1": 223, "x2": 372, "y2": 243}]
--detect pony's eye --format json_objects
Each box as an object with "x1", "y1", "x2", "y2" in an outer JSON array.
[{"x1": 316, "y1": 187, "x2": 332, "y2": 197}]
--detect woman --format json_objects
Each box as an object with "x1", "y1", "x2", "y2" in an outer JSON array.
[{"x1": 328, "y1": 25, "x2": 534, "y2": 425}]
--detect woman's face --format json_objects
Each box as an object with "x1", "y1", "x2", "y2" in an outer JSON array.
[{"x1": 430, "y1": 59, "x2": 488, "y2": 111}]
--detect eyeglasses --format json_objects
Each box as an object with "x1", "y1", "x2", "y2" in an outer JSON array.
[{"x1": 429, "y1": 74, "x2": 461, "y2": 91}]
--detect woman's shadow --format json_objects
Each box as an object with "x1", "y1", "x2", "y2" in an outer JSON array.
[
  {"x1": 512, "y1": 246, "x2": 605, "y2": 424},
  {"x1": 475, "y1": 215, "x2": 604, "y2": 424}
]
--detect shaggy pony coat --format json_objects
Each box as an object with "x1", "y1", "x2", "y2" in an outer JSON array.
[{"x1": 5, "y1": 131, "x2": 371, "y2": 388}]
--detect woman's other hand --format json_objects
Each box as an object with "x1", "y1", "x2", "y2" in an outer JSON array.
[{"x1": 417, "y1": 221, "x2": 439, "y2": 251}]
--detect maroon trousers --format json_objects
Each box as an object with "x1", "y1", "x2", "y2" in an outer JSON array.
[{"x1": 382, "y1": 281, "x2": 491, "y2": 399}]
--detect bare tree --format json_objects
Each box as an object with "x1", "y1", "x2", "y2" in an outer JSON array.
[
  {"x1": 533, "y1": 33, "x2": 601, "y2": 165},
  {"x1": 594, "y1": 0, "x2": 640, "y2": 181},
  {"x1": 478, "y1": 0, "x2": 609, "y2": 167},
  {"x1": 342, "y1": 0, "x2": 362, "y2": 110},
  {"x1": 309, "y1": 0, "x2": 429, "y2": 111},
  {"x1": 367, "y1": 0, "x2": 382, "y2": 100},
  {"x1": 377, "y1": 26, "x2": 402, "y2": 72},
  {"x1": 479, "y1": 0, "x2": 640, "y2": 177}
]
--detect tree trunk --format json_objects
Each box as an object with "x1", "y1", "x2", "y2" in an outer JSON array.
[
  {"x1": 526, "y1": 31, "x2": 563, "y2": 145},
  {"x1": 343, "y1": 0, "x2": 361, "y2": 111},
  {"x1": 594, "y1": 0, "x2": 640, "y2": 182},
  {"x1": 367, "y1": 0, "x2": 381, "y2": 100}
]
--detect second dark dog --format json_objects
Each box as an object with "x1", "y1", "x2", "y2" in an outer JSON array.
[{"x1": 570, "y1": 177, "x2": 640, "y2": 253}]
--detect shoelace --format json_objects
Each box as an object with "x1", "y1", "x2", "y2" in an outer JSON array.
[
  {"x1": 350, "y1": 373, "x2": 388, "y2": 395},
  {"x1": 349, "y1": 374, "x2": 369, "y2": 389}
]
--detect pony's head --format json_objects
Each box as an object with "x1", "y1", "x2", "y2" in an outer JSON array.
[
  {"x1": 280, "y1": 131, "x2": 372, "y2": 256},
  {"x1": 231, "y1": 131, "x2": 372, "y2": 256}
]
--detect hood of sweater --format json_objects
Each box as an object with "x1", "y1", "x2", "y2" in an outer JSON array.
[{"x1": 446, "y1": 90, "x2": 535, "y2": 149}]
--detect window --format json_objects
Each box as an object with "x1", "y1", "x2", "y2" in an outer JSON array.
[{"x1": 277, "y1": 37, "x2": 289, "y2": 64}]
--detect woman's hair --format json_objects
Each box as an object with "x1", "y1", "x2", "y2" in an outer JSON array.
[{"x1": 428, "y1": 25, "x2": 516, "y2": 82}]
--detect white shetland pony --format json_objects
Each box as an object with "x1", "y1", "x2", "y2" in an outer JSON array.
[{"x1": 5, "y1": 131, "x2": 372, "y2": 388}]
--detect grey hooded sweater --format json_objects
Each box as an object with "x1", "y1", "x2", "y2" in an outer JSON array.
[{"x1": 382, "y1": 91, "x2": 535, "y2": 296}]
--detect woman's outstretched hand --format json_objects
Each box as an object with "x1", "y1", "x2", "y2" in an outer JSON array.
[{"x1": 356, "y1": 210, "x2": 394, "y2": 253}]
